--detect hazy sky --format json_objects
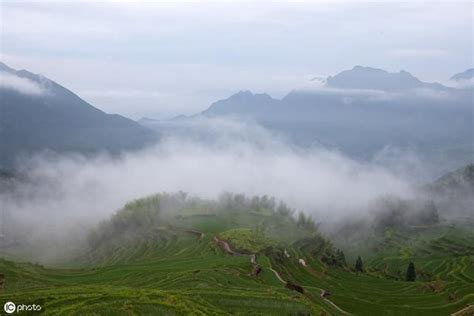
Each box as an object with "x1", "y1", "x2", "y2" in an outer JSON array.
[{"x1": 1, "y1": 0, "x2": 472, "y2": 119}]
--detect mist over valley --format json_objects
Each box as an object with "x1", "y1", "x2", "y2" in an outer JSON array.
[{"x1": 0, "y1": 2, "x2": 473, "y2": 314}]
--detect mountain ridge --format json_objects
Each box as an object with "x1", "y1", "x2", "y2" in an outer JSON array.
[
  {"x1": 450, "y1": 68, "x2": 474, "y2": 81},
  {"x1": 147, "y1": 65, "x2": 473, "y2": 169},
  {"x1": 0, "y1": 62, "x2": 157, "y2": 170}
]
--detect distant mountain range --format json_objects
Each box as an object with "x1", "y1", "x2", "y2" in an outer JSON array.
[
  {"x1": 0, "y1": 62, "x2": 157, "y2": 170},
  {"x1": 143, "y1": 66, "x2": 473, "y2": 172},
  {"x1": 1, "y1": 62, "x2": 472, "y2": 173},
  {"x1": 201, "y1": 66, "x2": 471, "y2": 118},
  {"x1": 325, "y1": 65, "x2": 449, "y2": 91},
  {"x1": 450, "y1": 68, "x2": 474, "y2": 82}
]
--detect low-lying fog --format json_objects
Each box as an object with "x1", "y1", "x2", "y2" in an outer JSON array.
[{"x1": 0, "y1": 117, "x2": 436, "y2": 263}]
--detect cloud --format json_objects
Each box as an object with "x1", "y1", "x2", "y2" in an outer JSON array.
[
  {"x1": 296, "y1": 79, "x2": 458, "y2": 103},
  {"x1": 295, "y1": 81, "x2": 401, "y2": 101},
  {"x1": 411, "y1": 87, "x2": 454, "y2": 101},
  {"x1": 447, "y1": 78, "x2": 474, "y2": 89},
  {"x1": 0, "y1": 71, "x2": 45, "y2": 95},
  {"x1": 1, "y1": 117, "x2": 420, "y2": 263},
  {"x1": 388, "y1": 49, "x2": 447, "y2": 58},
  {"x1": 1, "y1": 1, "x2": 471, "y2": 117}
]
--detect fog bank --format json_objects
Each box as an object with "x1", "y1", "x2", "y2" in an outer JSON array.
[{"x1": 0, "y1": 118, "x2": 420, "y2": 263}]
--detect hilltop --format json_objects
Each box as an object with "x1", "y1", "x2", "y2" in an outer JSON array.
[{"x1": 1, "y1": 190, "x2": 473, "y2": 315}]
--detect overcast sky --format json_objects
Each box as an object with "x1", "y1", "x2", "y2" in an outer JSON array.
[{"x1": 1, "y1": 0, "x2": 472, "y2": 119}]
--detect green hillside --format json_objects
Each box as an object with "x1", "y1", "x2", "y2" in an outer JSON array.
[{"x1": 0, "y1": 193, "x2": 473, "y2": 315}]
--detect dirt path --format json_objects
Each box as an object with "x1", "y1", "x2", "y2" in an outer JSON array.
[
  {"x1": 451, "y1": 304, "x2": 474, "y2": 316},
  {"x1": 319, "y1": 289, "x2": 351, "y2": 315},
  {"x1": 213, "y1": 235, "x2": 351, "y2": 314},
  {"x1": 213, "y1": 236, "x2": 261, "y2": 276},
  {"x1": 269, "y1": 268, "x2": 286, "y2": 284},
  {"x1": 269, "y1": 266, "x2": 350, "y2": 314},
  {"x1": 213, "y1": 236, "x2": 237, "y2": 255}
]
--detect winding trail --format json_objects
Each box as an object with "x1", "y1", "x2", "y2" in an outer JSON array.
[
  {"x1": 270, "y1": 265, "x2": 351, "y2": 314},
  {"x1": 269, "y1": 268, "x2": 286, "y2": 284},
  {"x1": 451, "y1": 304, "x2": 474, "y2": 316},
  {"x1": 213, "y1": 236, "x2": 237, "y2": 255},
  {"x1": 318, "y1": 289, "x2": 352, "y2": 315},
  {"x1": 212, "y1": 234, "x2": 351, "y2": 314},
  {"x1": 213, "y1": 236, "x2": 262, "y2": 276}
]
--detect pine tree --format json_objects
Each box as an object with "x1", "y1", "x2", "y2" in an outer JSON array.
[
  {"x1": 355, "y1": 256, "x2": 363, "y2": 272},
  {"x1": 406, "y1": 262, "x2": 416, "y2": 281}
]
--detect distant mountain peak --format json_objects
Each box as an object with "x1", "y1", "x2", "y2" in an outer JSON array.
[
  {"x1": 235, "y1": 90, "x2": 253, "y2": 96},
  {"x1": 228, "y1": 90, "x2": 273, "y2": 101},
  {"x1": 0, "y1": 63, "x2": 157, "y2": 169},
  {"x1": 351, "y1": 65, "x2": 385, "y2": 72},
  {"x1": 326, "y1": 65, "x2": 423, "y2": 91},
  {"x1": 0, "y1": 62, "x2": 34, "y2": 76},
  {"x1": 0, "y1": 61, "x2": 50, "y2": 86},
  {"x1": 310, "y1": 76, "x2": 327, "y2": 83},
  {"x1": 450, "y1": 68, "x2": 474, "y2": 81},
  {"x1": 201, "y1": 90, "x2": 277, "y2": 116},
  {"x1": 0, "y1": 61, "x2": 15, "y2": 72},
  {"x1": 229, "y1": 90, "x2": 254, "y2": 100}
]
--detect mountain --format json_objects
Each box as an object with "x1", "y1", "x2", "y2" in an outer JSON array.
[
  {"x1": 428, "y1": 164, "x2": 474, "y2": 198},
  {"x1": 200, "y1": 66, "x2": 467, "y2": 121},
  {"x1": 426, "y1": 164, "x2": 474, "y2": 220},
  {"x1": 0, "y1": 62, "x2": 157, "y2": 169},
  {"x1": 325, "y1": 65, "x2": 449, "y2": 91},
  {"x1": 187, "y1": 66, "x2": 473, "y2": 170},
  {"x1": 203, "y1": 90, "x2": 279, "y2": 117},
  {"x1": 326, "y1": 65, "x2": 423, "y2": 91},
  {"x1": 450, "y1": 68, "x2": 474, "y2": 81},
  {"x1": 431, "y1": 164, "x2": 474, "y2": 190}
]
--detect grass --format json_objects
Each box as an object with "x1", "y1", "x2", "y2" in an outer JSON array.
[
  {"x1": 218, "y1": 228, "x2": 275, "y2": 253},
  {"x1": 0, "y1": 233, "x2": 317, "y2": 315},
  {"x1": 1, "y1": 193, "x2": 473, "y2": 315}
]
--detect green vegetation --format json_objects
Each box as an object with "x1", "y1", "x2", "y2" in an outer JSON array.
[
  {"x1": 355, "y1": 256, "x2": 364, "y2": 273},
  {"x1": 406, "y1": 262, "x2": 416, "y2": 282},
  {"x1": 1, "y1": 192, "x2": 473, "y2": 315},
  {"x1": 219, "y1": 228, "x2": 274, "y2": 253}
]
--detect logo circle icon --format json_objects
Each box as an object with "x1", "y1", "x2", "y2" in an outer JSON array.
[{"x1": 4, "y1": 301, "x2": 16, "y2": 314}]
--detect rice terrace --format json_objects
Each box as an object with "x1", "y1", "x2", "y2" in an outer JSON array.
[
  {"x1": 1, "y1": 184, "x2": 473, "y2": 315},
  {"x1": 1, "y1": 1, "x2": 473, "y2": 315}
]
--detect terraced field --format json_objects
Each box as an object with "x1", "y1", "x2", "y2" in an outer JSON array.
[
  {"x1": 0, "y1": 232, "x2": 321, "y2": 315},
  {"x1": 0, "y1": 193, "x2": 473, "y2": 315}
]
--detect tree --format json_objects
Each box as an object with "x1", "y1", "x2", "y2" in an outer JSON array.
[
  {"x1": 297, "y1": 212, "x2": 307, "y2": 227},
  {"x1": 355, "y1": 256, "x2": 363, "y2": 272},
  {"x1": 336, "y1": 249, "x2": 346, "y2": 266},
  {"x1": 251, "y1": 196, "x2": 260, "y2": 211},
  {"x1": 406, "y1": 262, "x2": 416, "y2": 281},
  {"x1": 276, "y1": 201, "x2": 291, "y2": 216},
  {"x1": 305, "y1": 215, "x2": 316, "y2": 231}
]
